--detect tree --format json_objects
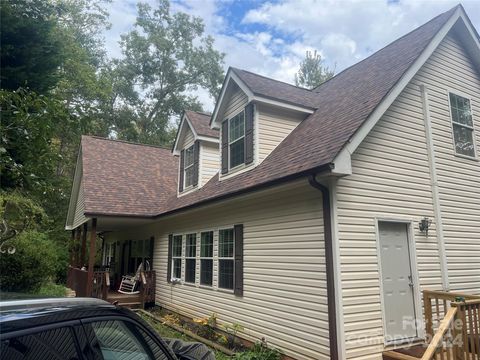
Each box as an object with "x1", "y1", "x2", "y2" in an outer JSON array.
[
  {"x1": 0, "y1": 0, "x2": 65, "y2": 93},
  {"x1": 294, "y1": 50, "x2": 335, "y2": 89},
  {"x1": 111, "y1": 0, "x2": 225, "y2": 146}
]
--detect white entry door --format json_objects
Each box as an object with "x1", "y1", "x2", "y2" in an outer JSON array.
[{"x1": 378, "y1": 222, "x2": 417, "y2": 342}]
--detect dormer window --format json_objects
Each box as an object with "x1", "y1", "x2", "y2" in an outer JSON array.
[
  {"x1": 184, "y1": 145, "x2": 195, "y2": 188},
  {"x1": 229, "y1": 111, "x2": 245, "y2": 169},
  {"x1": 179, "y1": 141, "x2": 199, "y2": 193},
  {"x1": 221, "y1": 103, "x2": 254, "y2": 175}
]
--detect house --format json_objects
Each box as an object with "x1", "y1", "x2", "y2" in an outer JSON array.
[{"x1": 65, "y1": 5, "x2": 480, "y2": 360}]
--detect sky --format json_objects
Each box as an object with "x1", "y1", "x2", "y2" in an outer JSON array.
[{"x1": 103, "y1": 0, "x2": 480, "y2": 111}]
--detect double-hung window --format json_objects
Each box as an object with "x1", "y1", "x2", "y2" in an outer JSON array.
[
  {"x1": 229, "y1": 111, "x2": 245, "y2": 168},
  {"x1": 184, "y1": 145, "x2": 195, "y2": 188},
  {"x1": 171, "y1": 235, "x2": 182, "y2": 279},
  {"x1": 449, "y1": 92, "x2": 476, "y2": 158},
  {"x1": 200, "y1": 231, "x2": 213, "y2": 286},
  {"x1": 218, "y1": 229, "x2": 234, "y2": 290},
  {"x1": 185, "y1": 233, "x2": 196, "y2": 283}
]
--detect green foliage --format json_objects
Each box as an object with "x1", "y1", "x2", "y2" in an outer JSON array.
[
  {"x1": 223, "y1": 322, "x2": 244, "y2": 349},
  {"x1": 0, "y1": 230, "x2": 60, "y2": 292},
  {"x1": 111, "y1": 0, "x2": 225, "y2": 146},
  {"x1": 294, "y1": 50, "x2": 335, "y2": 89},
  {"x1": 0, "y1": 0, "x2": 65, "y2": 93},
  {"x1": 35, "y1": 281, "x2": 68, "y2": 297},
  {"x1": 233, "y1": 342, "x2": 282, "y2": 360}
]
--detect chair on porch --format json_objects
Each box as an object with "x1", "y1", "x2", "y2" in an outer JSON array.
[{"x1": 118, "y1": 261, "x2": 150, "y2": 295}]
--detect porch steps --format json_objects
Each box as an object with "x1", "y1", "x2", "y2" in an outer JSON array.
[{"x1": 116, "y1": 301, "x2": 142, "y2": 309}]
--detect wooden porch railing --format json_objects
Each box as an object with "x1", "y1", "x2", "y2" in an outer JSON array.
[
  {"x1": 422, "y1": 290, "x2": 480, "y2": 360},
  {"x1": 66, "y1": 266, "x2": 89, "y2": 297},
  {"x1": 67, "y1": 267, "x2": 156, "y2": 308}
]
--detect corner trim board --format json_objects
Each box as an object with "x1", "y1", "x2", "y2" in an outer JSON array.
[{"x1": 420, "y1": 84, "x2": 449, "y2": 291}]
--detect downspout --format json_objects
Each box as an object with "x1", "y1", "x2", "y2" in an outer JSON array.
[{"x1": 308, "y1": 174, "x2": 338, "y2": 360}]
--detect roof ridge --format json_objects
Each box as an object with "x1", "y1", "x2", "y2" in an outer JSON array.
[
  {"x1": 230, "y1": 67, "x2": 313, "y2": 92},
  {"x1": 82, "y1": 135, "x2": 172, "y2": 151},
  {"x1": 312, "y1": 3, "x2": 460, "y2": 92}
]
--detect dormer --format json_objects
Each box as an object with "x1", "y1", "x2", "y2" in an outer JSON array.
[
  {"x1": 173, "y1": 111, "x2": 219, "y2": 195},
  {"x1": 210, "y1": 67, "x2": 317, "y2": 179}
]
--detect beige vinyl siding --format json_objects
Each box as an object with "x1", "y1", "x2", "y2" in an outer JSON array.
[
  {"x1": 200, "y1": 142, "x2": 219, "y2": 186},
  {"x1": 224, "y1": 85, "x2": 248, "y2": 120},
  {"x1": 336, "y1": 32, "x2": 480, "y2": 359},
  {"x1": 105, "y1": 181, "x2": 330, "y2": 360},
  {"x1": 416, "y1": 34, "x2": 480, "y2": 294},
  {"x1": 179, "y1": 126, "x2": 195, "y2": 150},
  {"x1": 257, "y1": 104, "x2": 304, "y2": 162},
  {"x1": 72, "y1": 178, "x2": 87, "y2": 228}
]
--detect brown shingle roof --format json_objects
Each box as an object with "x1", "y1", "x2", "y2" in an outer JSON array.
[
  {"x1": 79, "y1": 6, "x2": 461, "y2": 218},
  {"x1": 231, "y1": 68, "x2": 318, "y2": 109},
  {"x1": 81, "y1": 136, "x2": 177, "y2": 217},
  {"x1": 185, "y1": 110, "x2": 218, "y2": 138}
]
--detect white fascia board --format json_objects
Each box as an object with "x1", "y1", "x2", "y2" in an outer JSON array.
[
  {"x1": 211, "y1": 71, "x2": 254, "y2": 128},
  {"x1": 197, "y1": 135, "x2": 219, "y2": 144},
  {"x1": 252, "y1": 96, "x2": 315, "y2": 114},
  {"x1": 331, "y1": 7, "x2": 465, "y2": 175},
  {"x1": 173, "y1": 114, "x2": 199, "y2": 155},
  {"x1": 65, "y1": 148, "x2": 83, "y2": 230}
]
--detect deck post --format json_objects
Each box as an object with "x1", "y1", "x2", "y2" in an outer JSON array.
[
  {"x1": 80, "y1": 222, "x2": 88, "y2": 267},
  {"x1": 86, "y1": 218, "x2": 97, "y2": 296},
  {"x1": 74, "y1": 227, "x2": 81, "y2": 267}
]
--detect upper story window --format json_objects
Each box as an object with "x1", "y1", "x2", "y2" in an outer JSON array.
[
  {"x1": 229, "y1": 111, "x2": 245, "y2": 169},
  {"x1": 184, "y1": 145, "x2": 195, "y2": 188},
  {"x1": 449, "y1": 92, "x2": 476, "y2": 158},
  {"x1": 221, "y1": 103, "x2": 254, "y2": 175}
]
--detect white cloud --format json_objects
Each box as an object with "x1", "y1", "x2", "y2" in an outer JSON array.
[{"x1": 102, "y1": 0, "x2": 480, "y2": 112}]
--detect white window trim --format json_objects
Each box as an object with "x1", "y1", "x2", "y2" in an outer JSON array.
[
  {"x1": 218, "y1": 228, "x2": 235, "y2": 291},
  {"x1": 171, "y1": 234, "x2": 183, "y2": 281},
  {"x1": 199, "y1": 231, "x2": 214, "y2": 287},
  {"x1": 183, "y1": 144, "x2": 196, "y2": 190},
  {"x1": 447, "y1": 90, "x2": 478, "y2": 160},
  {"x1": 227, "y1": 110, "x2": 246, "y2": 171},
  {"x1": 184, "y1": 233, "x2": 197, "y2": 284}
]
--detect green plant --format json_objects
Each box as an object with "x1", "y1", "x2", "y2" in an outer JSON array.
[
  {"x1": 223, "y1": 322, "x2": 244, "y2": 349},
  {"x1": 194, "y1": 313, "x2": 217, "y2": 340},
  {"x1": 35, "y1": 281, "x2": 68, "y2": 297},
  {"x1": 233, "y1": 341, "x2": 282, "y2": 360},
  {"x1": 0, "y1": 230, "x2": 59, "y2": 292}
]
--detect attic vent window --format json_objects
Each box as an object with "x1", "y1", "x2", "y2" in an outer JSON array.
[
  {"x1": 184, "y1": 145, "x2": 195, "y2": 188},
  {"x1": 229, "y1": 111, "x2": 245, "y2": 168},
  {"x1": 449, "y1": 92, "x2": 476, "y2": 158}
]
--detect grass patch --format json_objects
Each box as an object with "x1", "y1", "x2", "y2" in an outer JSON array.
[{"x1": 34, "y1": 282, "x2": 68, "y2": 297}]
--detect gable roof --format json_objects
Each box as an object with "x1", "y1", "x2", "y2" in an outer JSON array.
[
  {"x1": 81, "y1": 136, "x2": 178, "y2": 217},
  {"x1": 70, "y1": 5, "x2": 479, "y2": 221},
  {"x1": 185, "y1": 110, "x2": 218, "y2": 138}
]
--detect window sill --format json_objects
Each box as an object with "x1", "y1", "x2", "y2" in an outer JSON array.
[
  {"x1": 217, "y1": 287, "x2": 234, "y2": 295},
  {"x1": 178, "y1": 185, "x2": 198, "y2": 197},
  {"x1": 220, "y1": 162, "x2": 254, "y2": 181},
  {"x1": 454, "y1": 153, "x2": 479, "y2": 161}
]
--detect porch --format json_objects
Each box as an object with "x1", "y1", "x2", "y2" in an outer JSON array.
[
  {"x1": 383, "y1": 290, "x2": 480, "y2": 360},
  {"x1": 66, "y1": 218, "x2": 156, "y2": 309}
]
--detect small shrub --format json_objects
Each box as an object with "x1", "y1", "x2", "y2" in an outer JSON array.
[
  {"x1": 194, "y1": 313, "x2": 217, "y2": 340},
  {"x1": 233, "y1": 341, "x2": 282, "y2": 360},
  {"x1": 0, "y1": 230, "x2": 59, "y2": 292},
  {"x1": 223, "y1": 322, "x2": 244, "y2": 349},
  {"x1": 35, "y1": 281, "x2": 67, "y2": 297}
]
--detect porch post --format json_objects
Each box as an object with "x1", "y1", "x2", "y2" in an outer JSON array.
[
  {"x1": 74, "y1": 228, "x2": 81, "y2": 267},
  {"x1": 86, "y1": 218, "x2": 97, "y2": 296},
  {"x1": 80, "y1": 222, "x2": 88, "y2": 267},
  {"x1": 69, "y1": 230, "x2": 75, "y2": 266}
]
